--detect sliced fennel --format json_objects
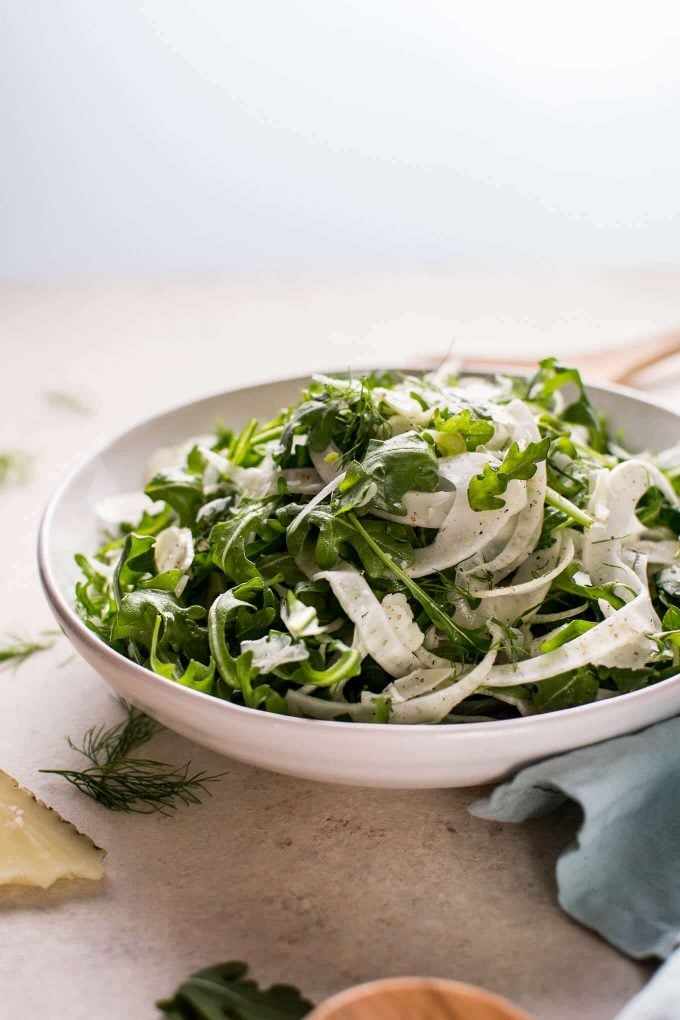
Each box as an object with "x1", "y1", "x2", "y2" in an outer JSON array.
[{"x1": 76, "y1": 359, "x2": 680, "y2": 725}]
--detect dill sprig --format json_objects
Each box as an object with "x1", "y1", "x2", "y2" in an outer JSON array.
[
  {"x1": 0, "y1": 632, "x2": 57, "y2": 671},
  {"x1": 41, "y1": 704, "x2": 222, "y2": 814},
  {"x1": 0, "y1": 451, "x2": 33, "y2": 487},
  {"x1": 46, "y1": 390, "x2": 93, "y2": 416}
]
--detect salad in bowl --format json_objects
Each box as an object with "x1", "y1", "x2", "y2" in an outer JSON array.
[{"x1": 74, "y1": 359, "x2": 680, "y2": 727}]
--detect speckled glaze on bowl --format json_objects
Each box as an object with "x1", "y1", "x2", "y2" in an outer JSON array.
[{"x1": 38, "y1": 372, "x2": 680, "y2": 788}]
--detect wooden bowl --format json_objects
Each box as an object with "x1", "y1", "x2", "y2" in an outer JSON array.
[{"x1": 308, "y1": 977, "x2": 533, "y2": 1020}]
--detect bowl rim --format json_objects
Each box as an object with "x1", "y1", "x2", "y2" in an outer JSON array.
[{"x1": 37, "y1": 366, "x2": 680, "y2": 738}]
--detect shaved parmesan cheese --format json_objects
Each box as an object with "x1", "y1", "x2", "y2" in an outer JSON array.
[
  {"x1": 0, "y1": 771, "x2": 105, "y2": 888},
  {"x1": 241, "y1": 633, "x2": 309, "y2": 671},
  {"x1": 155, "y1": 526, "x2": 194, "y2": 574}
]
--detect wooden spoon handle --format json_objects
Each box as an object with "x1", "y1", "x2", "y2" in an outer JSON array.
[
  {"x1": 590, "y1": 328, "x2": 680, "y2": 383},
  {"x1": 425, "y1": 328, "x2": 680, "y2": 384}
]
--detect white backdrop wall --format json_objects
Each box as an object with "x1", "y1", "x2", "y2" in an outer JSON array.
[{"x1": 2, "y1": 1, "x2": 680, "y2": 280}]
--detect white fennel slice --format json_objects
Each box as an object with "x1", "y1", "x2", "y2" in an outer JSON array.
[{"x1": 0, "y1": 771, "x2": 105, "y2": 888}]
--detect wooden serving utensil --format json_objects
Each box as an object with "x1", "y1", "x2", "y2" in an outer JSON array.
[
  {"x1": 454, "y1": 328, "x2": 680, "y2": 384},
  {"x1": 308, "y1": 977, "x2": 533, "y2": 1020}
]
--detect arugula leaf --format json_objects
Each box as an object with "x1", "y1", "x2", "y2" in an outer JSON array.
[
  {"x1": 113, "y1": 533, "x2": 156, "y2": 605},
  {"x1": 113, "y1": 590, "x2": 208, "y2": 662},
  {"x1": 276, "y1": 377, "x2": 389, "y2": 468},
  {"x1": 210, "y1": 505, "x2": 282, "y2": 584},
  {"x1": 531, "y1": 666, "x2": 600, "y2": 712},
  {"x1": 149, "y1": 615, "x2": 217, "y2": 693},
  {"x1": 432, "y1": 407, "x2": 494, "y2": 452},
  {"x1": 551, "y1": 562, "x2": 627, "y2": 610},
  {"x1": 146, "y1": 471, "x2": 204, "y2": 527},
  {"x1": 637, "y1": 487, "x2": 680, "y2": 535},
  {"x1": 333, "y1": 431, "x2": 438, "y2": 516},
  {"x1": 229, "y1": 418, "x2": 259, "y2": 467},
  {"x1": 539, "y1": 619, "x2": 598, "y2": 652},
  {"x1": 527, "y1": 357, "x2": 608, "y2": 451},
  {"x1": 346, "y1": 512, "x2": 487, "y2": 654},
  {"x1": 207, "y1": 582, "x2": 286, "y2": 711},
  {"x1": 98, "y1": 504, "x2": 176, "y2": 556},
  {"x1": 655, "y1": 565, "x2": 680, "y2": 608},
  {"x1": 288, "y1": 507, "x2": 416, "y2": 577},
  {"x1": 536, "y1": 505, "x2": 570, "y2": 550},
  {"x1": 597, "y1": 666, "x2": 660, "y2": 694},
  {"x1": 661, "y1": 604, "x2": 680, "y2": 649},
  {"x1": 468, "y1": 438, "x2": 550, "y2": 511},
  {"x1": 291, "y1": 639, "x2": 361, "y2": 687},
  {"x1": 157, "y1": 960, "x2": 314, "y2": 1020}
]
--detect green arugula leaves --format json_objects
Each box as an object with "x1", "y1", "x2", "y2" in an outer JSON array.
[
  {"x1": 74, "y1": 362, "x2": 674, "y2": 728},
  {"x1": 468, "y1": 438, "x2": 550, "y2": 511},
  {"x1": 431, "y1": 407, "x2": 494, "y2": 453},
  {"x1": 146, "y1": 471, "x2": 204, "y2": 527},
  {"x1": 276, "y1": 375, "x2": 390, "y2": 468},
  {"x1": 157, "y1": 961, "x2": 314, "y2": 1020},
  {"x1": 527, "y1": 357, "x2": 609, "y2": 451},
  {"x1": 637, "y1": 487, "x2": 680, "y2": 535},
  {"x1": 333, "y1": 431, "x2": 438, "y2": 516}
]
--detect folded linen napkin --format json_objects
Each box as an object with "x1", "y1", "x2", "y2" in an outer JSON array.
[{"x1": 470, "y1": 715, "x2": 680, "y2": 1019}]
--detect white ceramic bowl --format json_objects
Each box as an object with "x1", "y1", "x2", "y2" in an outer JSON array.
[{"x1": 38, "y1": 373, "x2": 680, "y2": 788}]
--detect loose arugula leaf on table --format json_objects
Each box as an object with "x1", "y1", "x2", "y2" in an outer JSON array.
[
  {"x1": 157, "y1": 960, "x2": 314, "y2": 1020},
  {"x1": 332, "y1": 431, "x2": 438, "y2": 516},
  {"x1": 42, "y1": 703, "x2": 222, "y2": 814},
  {"x1": 468, "y1": 438, "x2": 550, "y2": 511}
]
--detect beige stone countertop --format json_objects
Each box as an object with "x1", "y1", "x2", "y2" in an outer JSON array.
[{"x1": 2, "y1": 269, "x2": 679, "y2": 1019}]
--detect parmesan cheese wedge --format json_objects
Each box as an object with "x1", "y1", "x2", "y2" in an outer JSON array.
[{"x1": 0, "y1": 770, "x2": 105, "y2": 888}]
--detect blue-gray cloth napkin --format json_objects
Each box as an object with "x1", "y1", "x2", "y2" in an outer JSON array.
[{"x1": 470, "y1": 716, "x2": 680, "y2": 1019}]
